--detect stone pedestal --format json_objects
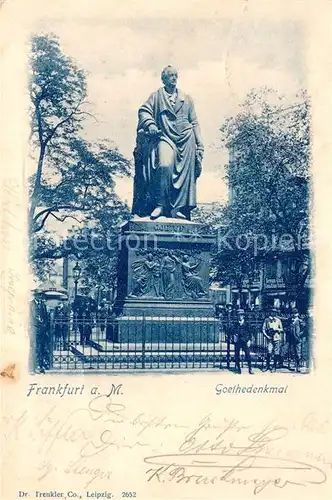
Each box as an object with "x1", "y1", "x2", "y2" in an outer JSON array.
[{"x1": 110, "y1": 217, "x2": 217, "y2": 342}]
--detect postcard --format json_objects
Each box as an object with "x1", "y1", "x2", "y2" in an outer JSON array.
[{"x1": 1, "y1": 0, "x2": 332, "y2": 499}]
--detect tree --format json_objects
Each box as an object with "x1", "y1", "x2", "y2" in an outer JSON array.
[
  {"x1": 218, "y1": 88, "x2": 310, "y2": 305},
  {"x1": 66, "y1": 201, "x2": 131, "y2": 301},
  {"x1": 29, "y1": 33, "x2": 87, "y2": 230},
  {"x1": 191, "y1": 203, "x2": 225, "y2": 284},
  {"x1": 191, "y1": 203, "x2": 224, "y2": 234},
  {"x1": 29, "y1": 34, "x2": 131, "y2": 280},
  {"x1": 30, "y1": 136, "x2": 130, "y2": 239}
]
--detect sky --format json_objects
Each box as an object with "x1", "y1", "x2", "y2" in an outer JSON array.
[{"x1": 35, "y1": 16, "x2": 305, "y2": 207}]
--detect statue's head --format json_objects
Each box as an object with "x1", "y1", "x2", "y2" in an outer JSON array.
[{"x1": 161, "y1": 65, "x2": 178, "y2": 89}]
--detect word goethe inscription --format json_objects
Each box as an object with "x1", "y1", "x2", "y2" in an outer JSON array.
[{"x1": 127, "y1": 220, "x2": 200, "y2": 235}]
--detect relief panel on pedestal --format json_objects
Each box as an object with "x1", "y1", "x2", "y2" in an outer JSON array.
[{"x1": 128, "y1": 249, "x2": 209, "y2": 301}]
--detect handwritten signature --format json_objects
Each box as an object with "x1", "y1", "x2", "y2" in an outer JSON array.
[
  {"x1": 145, "y1": 420, "x2": 327, "y2": 494},
  {"x1": 2, "y1": 396, "x2": 330, "y2": 494},
  {"x1": 37, "y1": 457, "x2": 113, "y2": 489}
]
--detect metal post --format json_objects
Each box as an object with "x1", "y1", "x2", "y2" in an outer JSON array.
[
  {"x1": 49, "y1": 314, "x2": 54, "y2": 370},
  {"x1": 142, "y1": 313, "x2": 146, "y2": 369},
  {"x1": 73, "y1": 279, "x2": 78, "y2": 335},
  {"x1": 226, "y1": 309, "x2": 231, "y2": 369}
]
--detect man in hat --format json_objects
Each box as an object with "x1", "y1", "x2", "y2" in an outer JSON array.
[
  {"x1": 262, "y1": 308, "x2": 284, "y2": 372},
  {"x1": 30, "y1": 289, "x2": 50, "y2": 373},
  {"x1": 53, "y1": 300, "x2": 69, "y2": 349},
  {"x1": 231, "y1": 309, "x2": 253, "y2": 374},
  {"x1": 307, "y1": 306, "x2": 314, "y2": 370},
  {"x1": 288, "y1": 307, "x2": 305, "y2": 373},
  {"x1": 98, "y1": 300, "x2": 108, "y2": 336}
]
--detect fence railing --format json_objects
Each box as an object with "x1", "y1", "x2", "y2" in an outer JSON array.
[{"x1": 35, "y1": 312, "x2": 310, "y2": 372}]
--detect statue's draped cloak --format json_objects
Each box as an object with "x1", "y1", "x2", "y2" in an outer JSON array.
[{"x1": 132, "y1": 88, "x2": 200, "y2": 217}]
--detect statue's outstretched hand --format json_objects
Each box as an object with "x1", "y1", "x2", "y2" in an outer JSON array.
[{"x1": 148, "y1": 124, "x2": 160, "y2": 136}]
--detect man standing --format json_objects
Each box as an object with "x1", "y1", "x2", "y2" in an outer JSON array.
[
  {"x1": 232, "y1": 309, "x2": 253, "y2": 374},
  {"x1": 262, "y1": 308, "x2": 284, "y2": 372},
  {"x1": 132, "y1": 65, "x2": 204, "y2": 220},
  {"x1": 98, "y1": 300, "x2": 107, "y2": 336},
  {"x1": 288, "y1": 308, "x2": 305, "y2": 373},
  {"x1": 54, "y1": 301, "x2": 69, "y2": 349},
  {"x1": 30, "y1": 290, "x2": 50, "y2": 373},
  {"x1": 82, "y1": 298, "x2": 94, "y2": 344},
  {"x1": 307, "y1": 306, "x2": 314, "y2": 369}
]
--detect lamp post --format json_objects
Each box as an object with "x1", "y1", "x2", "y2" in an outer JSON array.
[
  {"x1": 96, "y1": 269, "x2": 102, "y2": 310},
  {"x1": 247, "y1": 269, "x2": 254, "y2": 309},
  {"x1": 73, "y1": 261, "x2": 81, "y2": 300}
]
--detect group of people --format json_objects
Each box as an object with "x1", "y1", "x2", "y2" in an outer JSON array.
[
  {"x1": 229, "y1": 307, "x2": 308, "y2": 374},
  {"x1": 30, "y1": 290, "x2": 112, "y2": 372},
  {"x1": 31, "y1": 285, "x2": 309, "y2": 375},
  {"x1": 55, "y1": 297, "x2": 112, "y2": 346}
]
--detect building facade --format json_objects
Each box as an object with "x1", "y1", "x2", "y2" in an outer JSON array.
[{"x1": 230, "y1": 254, "x2": 311, "y2": 312}]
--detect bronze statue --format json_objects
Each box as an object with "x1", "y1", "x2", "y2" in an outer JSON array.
[{"x1": 132, "y1": 66, "x2": 204, "y2": 220}]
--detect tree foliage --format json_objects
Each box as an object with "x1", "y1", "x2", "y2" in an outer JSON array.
[
  {"x1": 29, "y1": 34, "x2": 131, "y2": 285},
  {"x1": 216, "y1": 87, "x2": 310, "y2": 298},
  {"x1": 67, "y1": 201, "x2": 131, "y2": 297},
  {"x1": 29, "y1": 34, "x2": 87, "y2": 227}
]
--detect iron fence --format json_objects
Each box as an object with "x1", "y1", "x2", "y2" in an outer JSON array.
[{"x1": 36, "y1": 311, "x2": 311, "y2": 372}]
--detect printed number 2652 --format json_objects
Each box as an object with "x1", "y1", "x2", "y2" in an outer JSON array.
[{"x1": 122, "y1": 494, "x2": 136, "y2": 498}]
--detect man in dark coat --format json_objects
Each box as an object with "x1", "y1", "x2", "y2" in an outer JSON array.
[
  {"x1": 288, "y1": 307, "x2": 306, "y2": 372},
  {"x1": 307, "y1": 306, "x2": 314, "y2": 369},
  {"x1": 232, "y1": 309, "x2": 253, "y2": 374},
  {"x1": 132, "y1": 65, "x2": 204, "y2": 220},
  {"x1": 30, "y1": 290, "x2": 50, "y2": 373},
  {"x1": 53, "y1": 301, "x2": 69, "y2": 349},
  {"x1": 98, "y1": 301, "x2": 107, "y2": 335},
  {"x1": 82, "y1": 298, "x2": 94, "y2": 344}
]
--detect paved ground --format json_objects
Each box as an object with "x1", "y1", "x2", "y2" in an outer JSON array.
[
  {"x1": 51, "y1": 347, "x2": 308, "y2": 373},
  {"x1": 50, "y1": 330, "x2": 308, "y2": 372}
]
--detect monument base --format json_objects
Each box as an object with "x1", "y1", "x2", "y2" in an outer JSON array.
[
  {"x1": 113, "y1": 217, "x2": 216, "y2": 342},
  {"x1": 106, "y1": 315, "x2": 219, "y2": 343}
]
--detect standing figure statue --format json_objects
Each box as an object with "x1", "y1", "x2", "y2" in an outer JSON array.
[
  {"x1": 131, "y1": 253, "x2": 161, "y2": 298},
  {"x1": 132, "y1": 66, "x2": 204, "y2": 220},
  {"x1": 161, "y1": 251, "x2": 179, "y2": 299},
  {"x1": 180, "y1": 254, "x2": 206, "y2": 299}
]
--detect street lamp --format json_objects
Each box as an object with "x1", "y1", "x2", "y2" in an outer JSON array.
[
  {"x1": 96, "y1": 269, "x2": 102, "y2": 309},
  {"x1": 73, "y1": 261, "x2": 81, "y2": 299}
]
